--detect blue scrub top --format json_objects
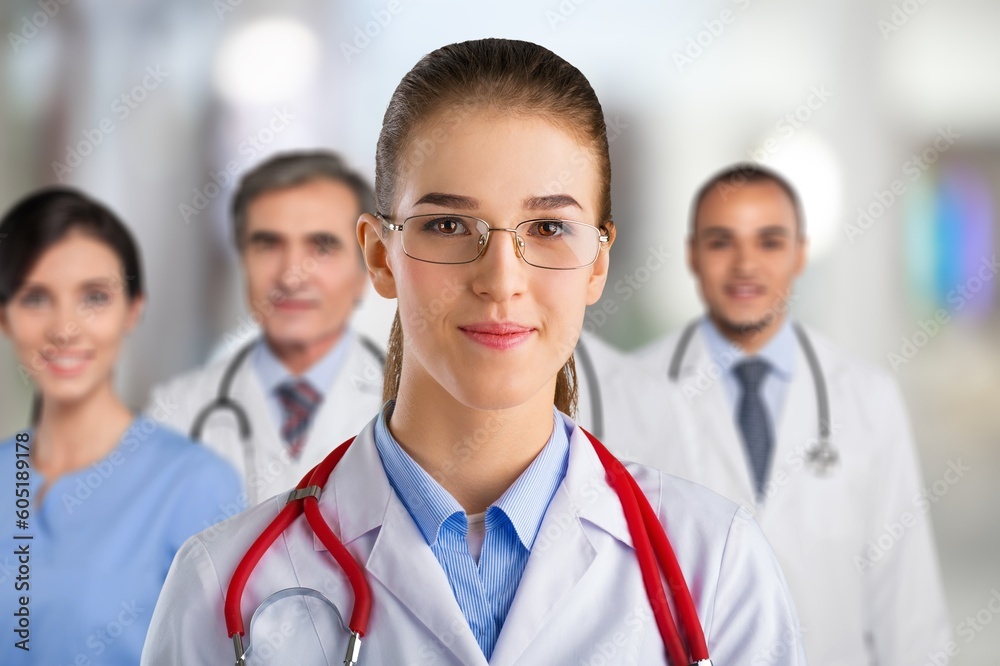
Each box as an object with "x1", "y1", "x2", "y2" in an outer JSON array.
[{"x1": 0, "y1": 417, "x2": 245, "y2": 665}]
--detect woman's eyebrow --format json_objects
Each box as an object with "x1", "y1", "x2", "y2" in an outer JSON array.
[
  {"x1": 524, "y1": 194, "x2": 582, "y2": 211},
  {"x1": 80, "y1": 277, "x2": 115, "y2": 288},
  {"x1": 414, "y1": 192, "x2": 479, "y2": 210}
]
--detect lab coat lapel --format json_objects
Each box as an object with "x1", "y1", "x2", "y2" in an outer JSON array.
[
  {"x1": 366, "y1": 499, "x2": 489, "y2": 666},
  {"x1": 319, "y1": 422, "x2": 489, "y2": 666},
  {"x1": 489, "y1": 426, "x2": 627, "y2": 666},
  {"x1": 677, "y1": 330, "x2": 758, "y2": 503},
  {"x1": 229, "y1": 357, "x2": 287, "y2": 502}
]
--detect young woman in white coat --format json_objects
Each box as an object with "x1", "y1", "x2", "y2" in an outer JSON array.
[{"x1": 141, "y1": 39, "x2": 807, "y2": 666}]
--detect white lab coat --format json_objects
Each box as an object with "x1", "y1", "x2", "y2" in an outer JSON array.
[
  {"x1": 573, "y1": 330, "x2": 688, "y2": 463},
  {"x1": 145, "y1": 331, "x2": 384, "y2": 505},
  {"x1": 141, "y1": 416, "x2": 807, "y2": 665},
  {"x1": 637, "y1": 323, "x2": 951, "y2": 665}
]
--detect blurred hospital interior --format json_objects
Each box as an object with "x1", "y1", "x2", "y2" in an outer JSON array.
[{"x1": 0, "y1": 0, "x2": 998, "y2": 662}]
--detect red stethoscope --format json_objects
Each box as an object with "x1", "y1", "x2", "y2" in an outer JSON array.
[{"x1": 224, "y1": 430, "x2": 713, "y2": 666}]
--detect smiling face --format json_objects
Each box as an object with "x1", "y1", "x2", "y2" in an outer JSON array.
[
  {"x1": 241, "y1": 178, "x2": 368, "y2": 353},
  {"x1": 688, "y1": 180, "x2": 806, "y2": 347},
  {"x1": 0, "y1": 231, "x2": 142, "y2": 407},
  {"x1": 361, "y1": 109, "x2": 611, "y2": 411}
]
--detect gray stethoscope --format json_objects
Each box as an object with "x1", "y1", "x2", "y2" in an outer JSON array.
[
  {"x1": 668, "y1": 320, "x2": 839, "y2": 476},
  {"x1": 188, "y1": 335, "x2": 387, "y2": 479}
]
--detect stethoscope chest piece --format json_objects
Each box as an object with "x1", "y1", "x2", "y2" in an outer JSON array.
[
  {"x1": 806, "y1": 438, "x2": 840, "y2": 476},
  {"x1": 236, "y1": 587, "x2": 360, "y2": 665}
]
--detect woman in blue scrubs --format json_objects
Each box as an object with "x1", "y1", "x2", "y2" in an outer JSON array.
[{"x1": 0, "y1": 188, "x2": 245, "y2": 665}]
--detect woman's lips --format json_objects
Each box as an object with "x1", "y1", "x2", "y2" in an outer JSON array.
[
  {"x1": 42, "y1": 353, "x2": 92, "y2": 378},
  {"x1": 459, "y1": 322, "x2": 535, "y2": 350}
]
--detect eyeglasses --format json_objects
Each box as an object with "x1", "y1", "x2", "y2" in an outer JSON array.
[{"x1": 378, "y1": 213, "x2": 609, "y2": 270}]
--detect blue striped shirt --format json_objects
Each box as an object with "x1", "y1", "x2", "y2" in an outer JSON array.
[{"x1": 373, "y1": 403, "x2": 571, "y2": 660}]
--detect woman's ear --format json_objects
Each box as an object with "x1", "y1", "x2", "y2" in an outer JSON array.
[
  {"x1": 357, "y1": 213, "x2": 398, "y2": 299},
  {"x1": 585, "y1": 220, "x2": 615, "y2": 305},
  {"x1": 124, "y1": 294, "x2": 145, "y2": 333}
]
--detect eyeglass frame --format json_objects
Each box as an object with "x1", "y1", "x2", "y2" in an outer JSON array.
[{"x1": 375, "y1": 213, "x2": 611, "y2": 271}]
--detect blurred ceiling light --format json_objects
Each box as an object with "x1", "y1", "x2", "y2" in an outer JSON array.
[
  {"x1": 212, "y1": 17, "x2": 319, "y2": 105},
  {"x1": 759, "y1": 131, "x2": 842, "y2": 260}
]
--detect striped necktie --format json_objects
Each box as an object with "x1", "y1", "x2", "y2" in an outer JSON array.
[
  {"x1": 734, "y1": 359, "x2": 774, "y2": 498},
  {"x1": 275, "y1": 379, "x2": 322, "y2": 459}
]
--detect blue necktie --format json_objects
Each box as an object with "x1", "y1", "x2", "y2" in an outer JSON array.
[
  {"x1": 275, "y1": 379, "x2": 322, "y2": 459},
  {"x1": 734, "y1": 359, "x2": 773, "y2": 498}
]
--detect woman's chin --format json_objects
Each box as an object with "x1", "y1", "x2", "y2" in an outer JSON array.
[{"x1": 444, "y1": 374, "x2": 552, "y2": 413}]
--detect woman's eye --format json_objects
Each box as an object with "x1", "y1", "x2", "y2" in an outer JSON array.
[
  {"x1": 531, "y1": 221, "x2": 565, "y2": 238},
  {"x1": 424, "y1": 217, "x2": 468, "y2": 235},
  {"x1": 83, "y1": 291, "x2": 110, "y2": 307},
  {"x1": 19, "y1": 291, "x2": 48, "y2": 307}
]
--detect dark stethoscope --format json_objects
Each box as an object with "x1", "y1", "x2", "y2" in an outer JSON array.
[
  {"x1": 668, "y1": 320, "x2": 839, "y2": 475},
  {"x1": 188, "y1": 334, "x2": 387, "y2": 480}
]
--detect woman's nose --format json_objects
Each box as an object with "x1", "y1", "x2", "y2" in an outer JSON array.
[{"x1": 471, "y1": 228, "x2": 528, "y2": 301}]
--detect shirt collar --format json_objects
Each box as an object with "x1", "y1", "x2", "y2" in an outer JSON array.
[
  {"x1": 700, "y1": 315, "x2": 796, "y2": 380},
  {"x1": 252, "y1": 328, "x2": 354, "y2": 397},
  {"x1": 373, "y1": 402, "x2": 571, "y2": 551}
]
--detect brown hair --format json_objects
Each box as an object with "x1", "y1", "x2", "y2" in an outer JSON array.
[
  {"x1": 231, "y1": 150, "x2": 374, "y2": 251},
  {"x1": 375, "y1": 38, "x2": 612, "y2": 416},
  {"x1": 690, "y1": 162, "x2": 804, "y2": 236},
  {"x1": 0, "y1": 187, "x2": 144, "y2": 306}
]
